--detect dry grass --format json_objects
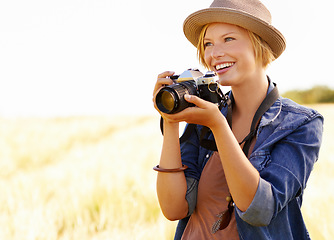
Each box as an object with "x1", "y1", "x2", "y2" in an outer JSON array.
[
  {"x1": 0, "y1": 115, "x2": 176, "y2": 239},
  {"x1": 0, "y1": 104, "x2": 332, "y2": 239}
]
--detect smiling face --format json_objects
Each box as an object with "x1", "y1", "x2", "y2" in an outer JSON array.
[{"x1": 199, "y1": 23, "x2": 265, "y2": 86}]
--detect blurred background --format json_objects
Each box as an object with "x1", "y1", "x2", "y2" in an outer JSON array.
[
  {"x1": 0, "y1": 0, "x2": 333, "y2": 239},
  {"x1": 0, "y1": 0, "x2": 334, "y2": 117}
]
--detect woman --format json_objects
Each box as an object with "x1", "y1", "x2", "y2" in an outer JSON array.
[{"x1": 152, "y1": 0, "x2": 323, "y2": 239}]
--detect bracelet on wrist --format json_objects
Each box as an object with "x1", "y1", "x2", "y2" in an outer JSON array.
[{"x1": 153, "y1": 164, "x2": 188, "y2": 173}]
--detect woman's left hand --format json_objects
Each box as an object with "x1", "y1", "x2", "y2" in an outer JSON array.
[{"x1": 167, "y1": 94, "x2": 225, "y2": 129}]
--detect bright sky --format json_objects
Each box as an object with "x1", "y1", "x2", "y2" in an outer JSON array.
[{"x1": 0, "y1": 0, "x2": 333, "y2": 117}]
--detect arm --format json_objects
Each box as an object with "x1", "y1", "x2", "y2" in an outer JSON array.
[
  {"x1": 152, "y1": 71, "x2": 189, "y2": 220},
  {"x1": 168, "y1": 94, "x2": 260, "y2": 212},
  {"x1": 210, "y1": 116, "x2": 260, "y2": 212},
  {"x1": 156, "y1": 120, "x2": 189, "y2": 220},
  {"x1": 237, "y1": 115, "x2": 323, "y2": 226}
]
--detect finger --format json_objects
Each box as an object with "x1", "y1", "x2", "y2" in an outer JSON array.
[
  {"x1": 157, "y1": 71, "x2": 175, "y2": 79},
  {"x1": 152, "y1": 82, "x2": 172, "y2": 100},
  {"x1": 153, "y1": 71, "x2": 175, "y2": 96},
  {"x1": 184, "y1": 94, "x2": 209, "y2": 108},
  {"x1": 156, "y1": 77, "x2": 174, "y2": 86}
]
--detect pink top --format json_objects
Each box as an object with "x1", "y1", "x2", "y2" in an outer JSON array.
[{"x1": 181, "y1": 152, "x2": 240, "y2": 240}]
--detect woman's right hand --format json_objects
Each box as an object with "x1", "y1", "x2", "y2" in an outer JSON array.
[{"x1": 152, "y1": 71, "x2": 175, "y2": 99}]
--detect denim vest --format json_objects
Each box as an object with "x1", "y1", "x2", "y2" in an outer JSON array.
[{"x1": 174, "y1": 81, "x2": 324, "y2": 239}]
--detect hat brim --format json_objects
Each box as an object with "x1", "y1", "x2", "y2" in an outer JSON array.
[{"x1": 183, "y1": 8, "x2": 286, "y2": 59}]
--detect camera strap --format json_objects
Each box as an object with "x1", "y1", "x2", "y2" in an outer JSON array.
[{"x1": 239, "y1": 83, "x2": 279, "y2": 156}]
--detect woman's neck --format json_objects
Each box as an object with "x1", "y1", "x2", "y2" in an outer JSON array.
[{"x1": 231, "y1": 72, "x2": 269, "y2": 118}]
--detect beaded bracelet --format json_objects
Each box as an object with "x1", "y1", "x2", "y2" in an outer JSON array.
[{"x1": 153, "y1": 164, "x2": 188, "y2": 173}]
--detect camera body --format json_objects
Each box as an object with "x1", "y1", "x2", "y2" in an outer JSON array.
[{"x1": 155, "y1": 69, "x2": 222, "y2": 114}]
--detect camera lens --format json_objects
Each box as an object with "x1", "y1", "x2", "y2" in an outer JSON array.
[
  {"x1": 155, "y1": 81, "x2": 197, "y2": 114},
  {"x1": 156, "y1": 88, "x2": 178, "y2": 113},
  {"x1": 159, "y1": 90, "x2": 176, "y2": 112}
]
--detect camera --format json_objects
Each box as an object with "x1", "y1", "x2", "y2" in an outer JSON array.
[{"x1": 155, "y1": 69, "x2": 223, "y2": 114}]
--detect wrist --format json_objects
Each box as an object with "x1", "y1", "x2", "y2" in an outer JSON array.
[
  {"x1": 210, "y1": 113, "x2": 229, "y2": 133},
  {"x1": 163, "y1": 118, "x2": 179, "y2": 129}
]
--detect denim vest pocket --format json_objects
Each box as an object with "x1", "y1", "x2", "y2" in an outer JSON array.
[{"x1": 249, "y1": 151, "x2": 271, "y2": 171}]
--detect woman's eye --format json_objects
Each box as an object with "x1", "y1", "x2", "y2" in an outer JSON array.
[
  {"x1": 204, "y1": 42, "x2": 213, "y2": 48},
  {"x1": 225, "y1": 37, "x2": 235, "y2": 42}
]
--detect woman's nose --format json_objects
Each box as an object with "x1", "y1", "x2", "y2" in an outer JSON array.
[{"x1": 211, "y1": 45, "x2": 225, "y2": 59}]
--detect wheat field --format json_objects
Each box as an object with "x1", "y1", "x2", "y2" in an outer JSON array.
[{"x1": 0, "y1": 104, "x2": 333, "y2": 239}]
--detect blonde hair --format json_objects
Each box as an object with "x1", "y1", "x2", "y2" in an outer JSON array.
[{"x1": 197, "y1": 24, "x2": 275, "y2": 69}]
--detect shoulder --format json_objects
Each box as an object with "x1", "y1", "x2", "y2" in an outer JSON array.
[
  {"x1": 280, "y1": 97, "x2": 322, "y2": 119},
  {"x1": 279, "y1": 97, "x2": 324, "y2": 129},
  {"x1": 259, "y1": 97, "x2": 324, "y2": 139}
]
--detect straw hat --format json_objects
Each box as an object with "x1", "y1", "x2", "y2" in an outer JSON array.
[{"x1": 183, "y1": 0, "x2": 286, "y2": 58}]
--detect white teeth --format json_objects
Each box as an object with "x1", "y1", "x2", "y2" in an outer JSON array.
[{"x1": 215, "y1": 62, "x2": 234, "y2": 70}]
